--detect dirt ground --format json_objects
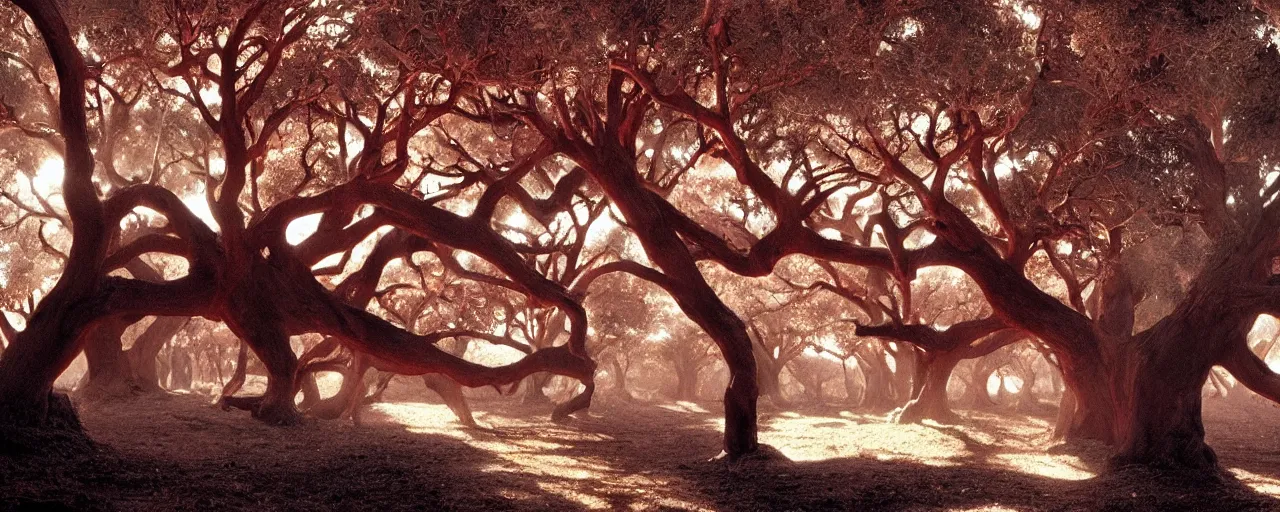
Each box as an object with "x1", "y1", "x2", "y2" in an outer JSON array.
[{"x1": 3, "y1": 388, "x2": 1280, "y2": 511}]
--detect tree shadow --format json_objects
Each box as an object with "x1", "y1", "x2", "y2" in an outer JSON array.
[{"x1": 4, "y1": 394, "x2": 1279, "y2": 511}]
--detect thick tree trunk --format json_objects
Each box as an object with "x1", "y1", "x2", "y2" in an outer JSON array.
[
  {"x1": 0, "y1": 0, "x2": 109, "y2": 432},
  {"x1": 886, "y1": 345, "x2": 918, "y2": 407},
  {"x1": 856, "y1": 350, "x2": 897, "y2": 412},
  {"x1": 895, "y1": 351, "x2": 961, "y2": 424},
  {"x1": 222, "y1": 276, "x2": 302, "y2": 425},
  {"x1": 1057, "y1": 349, "x2": 1120, "y2": 443},
  {"x1": 77, "y1": 317, "x2": 139, "y2": 399},
  {"x1": 1111, "y1": 328, "x2": 1221, "y2": 469}
]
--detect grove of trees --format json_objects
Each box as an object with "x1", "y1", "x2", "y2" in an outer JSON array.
[{"x1": 5, "y1": 0, "x2": 1280, "y2": 472}]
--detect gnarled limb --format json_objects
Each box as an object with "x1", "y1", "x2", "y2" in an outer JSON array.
[{"x1": 1221, "y1": 342, "x2": 1280, "y2": 404}]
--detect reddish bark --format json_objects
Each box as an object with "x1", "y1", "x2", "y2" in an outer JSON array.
[{"x1": 77, "y1": 317, "x2": 137, "y2": 400}]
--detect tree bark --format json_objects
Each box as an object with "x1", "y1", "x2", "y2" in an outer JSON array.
[
  {"x1": 0, "y1": 0, "x2": 110, "y2": 430},
  {"x1": 77, "y1": 317, "x2": 139, "y2": 400},
  {"x1": 895, "y1": 351, "x2": 962, "y2": 423}
]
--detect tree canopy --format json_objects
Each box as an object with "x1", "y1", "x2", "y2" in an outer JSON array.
[{"x1": 4, "y1": 0, "x2": 1280, "y2": 470}]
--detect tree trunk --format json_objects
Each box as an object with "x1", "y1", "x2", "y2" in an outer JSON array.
[
  {"x1": 582, "y1": 145, "x2": 758, "y2": 458},
  {"x1": 752, "y1": 345, "x2": 789, "y2": 407},
  {"x1": 0, "y1": 0, "x2": 110, "y2": 433},
  {"x1": 963, "y1": 355, "x2": 1003, "y2": 410},
  {"x1": 77, "y1": 317, "x2": 139, "y2": 400},
  {"x1": 125, "y1": 316, "x2": 186, "y2": 393},
  {"x1": 895, "y1": 351, "x2": 961, "y2": 424},
  {"x1": 423, "y1": 374, "x2": 477, "y2": 427},
  {"x1": 219, "y1": 342, "x2": 250, "y2": 398},
  {"x1": 1057, "y1": 348, "x2": 1120, "y2": 443},
  {"x1": 168, "y1": 346, "x2": 193, "y2": 390},
  {"x1": 674, "y1": 364, "x2": 700, "y2": 401},
  {"x1": 222, "y1": 280, "x2": 301, "y2": 425},
  {"x1": 609, "y1": 358, "x2": 632, "y2": 400},
  {"x1": 856, "y1": 350, "x2": 897, "y2": 412},
  {"x1": 840, "y1": 359, "x2": 863, "y2": 405},
  {"x1": 1111, "y1": 326, "x2": 1221, "y2": 469},
  {"x1": 522, "y1": 372, "x2": 553, "y2": 405}
]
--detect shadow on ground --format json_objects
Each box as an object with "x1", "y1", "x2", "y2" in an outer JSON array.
[{"x1": 2, "y1": 392, "x2": 1278, "y2": 511}]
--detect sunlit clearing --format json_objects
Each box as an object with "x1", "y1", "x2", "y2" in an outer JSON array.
[
  {"x1": 33, "y1": 156, "x2": 64, "y2": 198},
  {"x1": 763, "y1": 413, "x2": 967, "y2": 466},
  {"x1": 286, "y1": 213, "x2": 323, "y2": 245},
  {"x1": 181, "y1": 193, "x2": 220, "y2": 232},
  {"x1": 760, "y1": 409, "x2": 1093, "y2": 484}
]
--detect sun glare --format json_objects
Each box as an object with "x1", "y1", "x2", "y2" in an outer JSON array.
[
  {"x1": 286, "y1": 213, "x2": 323, "y2": 245},
  {"x1": 33, "y1": 157, "x2": 64, "y2": 198},
  {"x1": 181, "y1": 192, "x2": 220, "y2": 232}
]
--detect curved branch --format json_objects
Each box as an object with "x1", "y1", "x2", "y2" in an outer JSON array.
[{"x1": 1221, "y1": 342, "x2": 1280, "y2": 404}]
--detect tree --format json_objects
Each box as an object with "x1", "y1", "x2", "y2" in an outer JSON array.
[{"x1": 0, "y1": 0, "x2": 595, "y2": 435}]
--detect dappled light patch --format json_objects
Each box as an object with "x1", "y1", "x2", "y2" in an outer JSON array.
[
  {"x1": 371, "y1": 401, "x2": 704, "y2": 510},
  {"x1": 656, "y1": 401, "x2": 712, "y2": 414},
  {"x1": 988, "y1": 453, "x2": 1096, "y2": 481},
  {"x1": 1231, "y1": 468, "x2": 1280, "y2": 495}
]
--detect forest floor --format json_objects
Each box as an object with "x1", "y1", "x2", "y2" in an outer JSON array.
[{"x1": 4, "y1": 388, "x2": 1280, "y2": 511}]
